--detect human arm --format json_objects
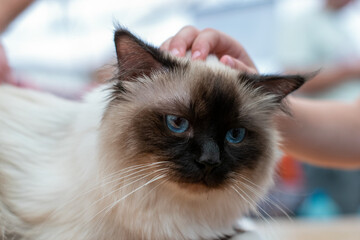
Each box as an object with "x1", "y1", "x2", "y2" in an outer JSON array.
[
  {"x1": 161, "y1": 26, "x2": 360, "y2": 169},
  {"x1": 276, "y1": 97, "x2": 360, "y2": 169},
  {"x1": 0, "y1": 0, "x2": 34, "y2": 33}
]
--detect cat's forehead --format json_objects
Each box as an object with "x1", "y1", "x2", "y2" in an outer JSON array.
[
  {"x1": 133, "y1": 63, "x2": 254, "y2": 121},
  {"x1": 114, "y1": 59, "x2": 276, "y2": 129},
  {"x1": 186, "y1": 64, "x2": 243, "y2": 119}
]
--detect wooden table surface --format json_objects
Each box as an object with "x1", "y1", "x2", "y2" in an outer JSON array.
[
  {"x1": 232, "y1": 216, "x2": 360, "y2": 240},
  {"x1": 257, "y1": 216, "x2": 360, "y2": 240}
]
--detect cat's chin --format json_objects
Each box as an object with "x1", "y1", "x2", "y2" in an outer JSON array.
[{"x1": 174, "y1": 180, "x2": 225, "y2": 194}]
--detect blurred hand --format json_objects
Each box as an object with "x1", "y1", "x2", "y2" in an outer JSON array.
[
  {"x1": 0, "y1": 42, "x2": 15, "y2": 84},
  {"x1": 160, "y1": 26, "x2": 258, "y2": 74}
]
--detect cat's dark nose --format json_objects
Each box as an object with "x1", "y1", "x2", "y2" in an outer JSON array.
[{"x1": 196, "y1": 140, "x2": 221, "y2": 174}]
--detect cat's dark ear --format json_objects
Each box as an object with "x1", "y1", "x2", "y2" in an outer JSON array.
[
  {"x1": 114, "y1": 28, "x2": 178, "y2": 81},
  {"x1": 249, "y1": 74, "x2": 309, "y2": 101}
]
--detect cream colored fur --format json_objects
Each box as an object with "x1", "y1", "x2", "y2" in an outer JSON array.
[{"x1": 0, "y1": 59, "x2": 279, "y2": 240}]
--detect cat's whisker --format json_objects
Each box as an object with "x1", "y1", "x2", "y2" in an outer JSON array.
[
  {"x1": 49, "y1": 163, "x2": 166, "y2": 217},
  {"x1": 97, "y1": 162, "x2": 167, "y2": 192},
  {"x1": 89, "y1": 172, "x2": 167, "y2": 227},
  {"x1": 237, "y1": 174, "x2": 296, "y2": 210},
  {"x1": 236, "y1": 174, "x2": 267, "y2": 191},
  {"x1": 137, "y1": 178, "x2": 168, "y2": 206},
  {"x1": 101, "y1": 161, "x2": 167, "y2": 182},
  {"x1": 229, "y1": 183, "x2": 266, "y2": 225},
  {"x1": 77, "y1": 170, "x2": 167, "y2": 231},
  {"x1": 105, "y1": 173, "x2": 167, "y2": 214},
  {"x1": 242, "y1": 182, "x2": 293, "y2": 221},
  {"x1": 98, "y1": 164, "x2": 166, "y2": 189},
  {"x1": 230, "y1": 184, "x2": 278, "y2": 240},
  {"x1": 230, "y1": 185, "x2": 256, "y2": 212},
  {"x1": 231, "y1": 180, "x2": 282, "y2": 240},
  {"x1": 97, "y1": 162, "x2": 167, "y2": 189},
  {"x1": 93, "y1": 172, "x2": 152, "y2": 204},
  {"x1": 87, "y1": 168, "x2": 168, "y2": 211},
  {"x1": 234, "y1": 183, "x2": 276, "y2": 222},
  {"x1": 47, "y1": 165, "x2": 168, "y2": 227},
  {"x1": 235, "y1": 174, "x2": 293, "y2": 220},
  {"x1": 232, "y1": 176, "x2": 275, "y2": 206}
]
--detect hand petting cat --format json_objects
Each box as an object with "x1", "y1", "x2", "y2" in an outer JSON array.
[{"x1": 160, "y1": 26, "x2": 258, "y2": 74}]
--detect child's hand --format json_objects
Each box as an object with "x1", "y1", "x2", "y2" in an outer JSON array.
[{"x1": 160, "y1": 26, "x2": 258, "y2": 74}]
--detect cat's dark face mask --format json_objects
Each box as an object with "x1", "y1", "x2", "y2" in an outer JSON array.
[{"x1": 104, "y1": 28, "x2": 307, "y2": 191}]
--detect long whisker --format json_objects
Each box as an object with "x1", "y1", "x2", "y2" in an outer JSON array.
[
  {"x1": 98, "y1": 164, "x2": 164, "y2": 189},
  {"x1": 49, "y1": 162, "x2": 167, "y2": 217},
  {"x1": 233, "y1": 183, "x2": 275, "y2": 221},
  {"x1": 88, "y1": 168, "x2": 168, "y2": 210},
  {"x1": 236, "y1": 174, "x2": 293, "y2": 220},
  {"x1": 230, "y1": 185, "x2": 256, "y2": 212},
  {"x1": 106, "y1": 174, "x2": 167, "y2": 213},
  {"x1": 137, "y1": 178, "x2": 168, "y2": 206},
  {"x1": 231, "y1": 179, "x2": 281, "y2": 240},
  {"x1": 43, "y1": 165, "x2": 168, "y2": 235},
  {"x1": 90, "y1": 173, "x2": 167, "y2": 225},
  {"x1": 241, "y1": 182, "x2": 292, "y2": 221},
  {"x1": 101, "y1": 161, "x2": 167, "y2": 182},
  {"x1": 230, "y1": 185, "x2": 277, "y2": 240}
]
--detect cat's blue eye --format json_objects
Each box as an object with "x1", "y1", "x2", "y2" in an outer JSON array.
[
  {"x1": 226, "y1": 128, "x2": 246, "y2": 144},
  {"x1": 166, "y1": 115, "x2": 189, "y2": 133}
]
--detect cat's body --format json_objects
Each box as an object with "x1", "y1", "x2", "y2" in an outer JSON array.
[
  {"x1": 0, "y1": 84, "x2": 248, "y2": 240},
  {"x1": 0, "y1": 29, "x2": 306, "y2": 240}
]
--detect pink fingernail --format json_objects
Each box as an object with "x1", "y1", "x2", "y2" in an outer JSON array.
[
  {"x1": 170, "y1": 48, "x2": 180, "y2": 56},
  {"x1": 223, "y1": 56, "x2": 234, "y2": 67},
  {"x1": 192, "y1": 51, "x2": 201, "y2": 60}
]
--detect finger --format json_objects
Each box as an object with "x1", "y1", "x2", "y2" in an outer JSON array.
[
  {"x1": 191, "y1": 29, "x2": 256, "y2": 70},
  {"x1": 190, "y1": 28, "x2": 220, "y2": 60},
  {"x1": 168, "y1": 26, "x2": 200, "y2": 57},
  {"x1": 220, "y1": 55, "x2": 258, "y2": 74},
  {"x1": 191, "y1": 28, "x2": 229, "y2": 60},
  {"x1": 159, "y1": 37, "x2": 172, "y2": 51},
  {"x1": 216, "y1": 38, "x2": 257, "y2": 71}
]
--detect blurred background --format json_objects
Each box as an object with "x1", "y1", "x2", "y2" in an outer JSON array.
[{"x1": 1, "y1": 0, "x2": 360, "y2": 220}]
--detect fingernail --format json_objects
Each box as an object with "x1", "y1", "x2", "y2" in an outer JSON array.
[
  {"x1": 170, "y1": 48, "x2": 180, "y2": 56},
  {"x1": 222, "y1": 55, "x2": 234, "y2": 68},
  {"x1": 192, "y1": 50, "x2": 201, "y2": 60}
]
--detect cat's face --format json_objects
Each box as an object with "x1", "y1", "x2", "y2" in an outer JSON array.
[{"x1": 100, "y1": 29, "x2": 305, "y2": 194}]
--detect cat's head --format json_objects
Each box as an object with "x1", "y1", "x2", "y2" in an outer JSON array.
[{"x1": 100, "y1": 28, "x2": 305, "y2": 196}]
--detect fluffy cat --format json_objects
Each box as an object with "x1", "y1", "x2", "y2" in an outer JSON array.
[{"x1": 0, "y1": 28, "x2": 306, "y2": 240}]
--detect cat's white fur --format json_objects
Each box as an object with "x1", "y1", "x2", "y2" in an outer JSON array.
[{"x1": 0, "y1": 60, "x2": 278, "y2": 239}]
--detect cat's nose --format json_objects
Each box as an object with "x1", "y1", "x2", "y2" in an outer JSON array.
[
  {"x1": 196, "y1": 140, "x2": 221, "y2": 173},
  {"x1": 197, "y1": 158, "x2": 221, "y2": 174}
]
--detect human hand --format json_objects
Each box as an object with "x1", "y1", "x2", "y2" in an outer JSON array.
[
  {"x1": 0, "y1": 42, "x2": 15, "y2": 84},
  {"x1": 160, "y1": 26, "x2": 258, "y2": 74}
]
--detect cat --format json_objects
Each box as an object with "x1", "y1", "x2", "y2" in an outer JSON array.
[{"x1": 0, "y1": 28, "x2": 306, "y2": 240}]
